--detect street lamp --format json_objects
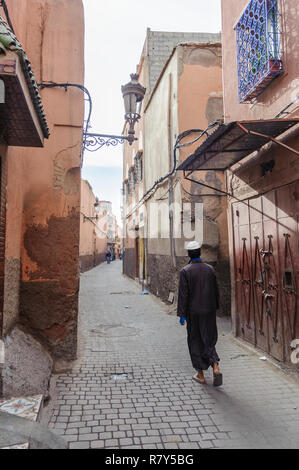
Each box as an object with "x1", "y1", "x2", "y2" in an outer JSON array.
[
  {"x1": 83, "y1": 198, "x2": 101, "y2": 223},
  {"x1": 121, "y1": 73, "x2": 146, "y2": 145},
  {"x1": 83, "y1": 74, "x2": 146, "y2": 151},
  {"x1": 94, "y1": 197, "x2": 100, "y2": 215}
]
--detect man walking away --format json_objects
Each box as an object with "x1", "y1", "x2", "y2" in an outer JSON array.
[
  {"x1": 106, "y1": 250, "x2": 111, "y2": 264},
  {"x1": 177, "y1": 241, "x2": 222, "y2": 386}
]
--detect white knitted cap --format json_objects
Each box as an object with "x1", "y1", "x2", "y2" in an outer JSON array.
[{"x1": 185, "y1": 241, "x2": 201, "y2": 251}]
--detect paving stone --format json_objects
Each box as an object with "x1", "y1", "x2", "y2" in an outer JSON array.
[
  {"x1": 105, "y1": 439, "x2": 119, "y2": 447},
  {"x1": 78, "y1": 433, "x2": 98, "y2": 441},
  {"x1": 44, "y1": 261, "x2": 299, "y2": 450},
  {"x1": 90, "y1": 440, "x2": 105, "y2": 449},
  {"x1": 69, "y1": 441, "x2": 90, "y2": 449},
  {"x1": 141, "y1": 436, "x2": 163, "y2": 445},
  {"x1": 79, "y1": 427, "x2": 92, "y2": 434},
  {"x1": 119, "y1": 438, "x2": 134, "y2": 446},
  {"x1": 64, "y1": 435, "x2": 79, "y2": 442}
]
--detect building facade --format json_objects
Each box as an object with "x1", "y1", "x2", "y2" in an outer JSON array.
[
  {"x1": 222, "y1": 0, "x2": 299, "y2": 366},
  {"x1": 123, "y1": 30, "x2": 231, "y2": 315},
  {"x1": 0, "y1": 0, "x2": 85, "y2": 397},
  {"x1": 179, "y1": 0, "x2": 299, "y2": 366},
  {"x1": 79, "y1": 180, "x2": 108, "y2": 272},
  {"x1": 98, "y1": 200, "x2": 121, "y2": 260}
]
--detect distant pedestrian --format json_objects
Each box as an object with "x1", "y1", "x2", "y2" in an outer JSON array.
[
  {"x1": 177, "y1": 241, "x2": 222, "y2": 386},
  {"x1": 106, "y1": 250, "x2": 111, "y2": 264}
]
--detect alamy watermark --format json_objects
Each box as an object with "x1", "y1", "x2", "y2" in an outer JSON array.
[
  {"x1": 96, "y1": 201, "x2": 204, "y2": 242},
  {"x1": 124, "y1": 201, "x2": 203, "y2": 242}
]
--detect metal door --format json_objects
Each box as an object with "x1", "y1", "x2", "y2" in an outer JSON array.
[
  {"x1": 232, "y1": 182, "x2": 299, "y2": 363},
  {"x1": 276, "y1": 184, "x2": 298, "y2": 363},
  {"x1": 262, "y1": 192, "x2": 284, "y2": 361},
  {"x1": 250, "y1": 196, "x2": 267, "y2": 353},
  {"x1": 233, "y1": 201, "x2": 255, "y2": 344},
  {"x1": 135, "y1": 236, "x2": 140, "y2": 279}
]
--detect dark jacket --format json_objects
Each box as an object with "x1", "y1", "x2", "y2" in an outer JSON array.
[{"x1": 177, "y1": 260, "x2": 219, "y2": 318}]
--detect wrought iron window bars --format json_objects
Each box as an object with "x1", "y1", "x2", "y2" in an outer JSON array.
[{"x1": 236, "y1": 0, "x2": 283, "y2": 103}]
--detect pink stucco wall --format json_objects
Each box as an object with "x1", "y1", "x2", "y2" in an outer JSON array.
[
  {"x1": 80, "y1": 180, "x2": 107, "y2": 272},
  {"x1": 221, "y1": 0, "x2": 299, "y2": 122},
  {"x1": 3, "y1": 0, "x2": 85, "y2": 360}
]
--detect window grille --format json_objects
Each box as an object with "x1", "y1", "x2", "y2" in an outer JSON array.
[
  {"x1": 128, "y1": 167, "x2": 135, "y2": 193},
  {"x1": 123, "y1": 179, "x2": 129, "y2": 202},
  {"x1": 134, "y1": 151, "x2": 143, "y2": 183},
  {"x1": 236, "y1": 0, "x2": 283, "y2": 103}
]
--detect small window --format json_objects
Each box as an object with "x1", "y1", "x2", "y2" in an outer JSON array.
[
  {"x1": 139, "y1": 157, "x2": 143, "y2": 182},
  {"x1": 128, "y1": 167, "x2": 135, "y2": 194},
  {"x1": 123, "y1": 179, "x2": 129, "y2": 203},
  {"x1": 236, "y1": 0, "x2": 283, "y2": 103},
  {"x1": 134, "y1": 151, "x2": 143, "y2": 183}
]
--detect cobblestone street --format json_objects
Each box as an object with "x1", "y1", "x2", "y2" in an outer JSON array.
[{"x1": 45, "y1": 260, "x2": 299, "y2": 449}]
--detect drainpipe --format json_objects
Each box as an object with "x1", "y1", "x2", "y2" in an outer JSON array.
[{"x1": 168, "y1": 73, "x2": 176, "y2": 269}]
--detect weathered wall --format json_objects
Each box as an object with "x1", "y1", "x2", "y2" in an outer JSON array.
[
  {"x1": 177, "y1": 44, "x2": 226, "y2": 256},
  {"x1": 142, "y1": 44, "x2": 231, "y2": 315},
  {"x1": 2, "y1": 0, "x2": 85, "y2": 366},
  {"x1": 145, "y1": 29, "x2": 221, "y2": 94},
  {"x1": 177, "y1": 44, "x2": 231, "y2": 315},
  {"x1": 122, "y1": 36, "x2": 231, "y2": 317},
  {"x1": 122, "y1": 55, "x2": 147, "y2": 280},
  {"x1": 221, "y1": 0, "x2": 299, "y2": 362},
  {"x1": 123, "y1": 248, "x2": 136, "y2": 279},
  {"x1": 221, "y1": 0, "x2": 299, "y2": 122},
  {"x1": 0, "y1": 144, "x2": 8, "y2": 336},
  {"x1": 79, "y1": 179, "x2": 107, "y2": 273},
  {"x1": 123, "y1": 31, "x2": 221, "y2": 286}
]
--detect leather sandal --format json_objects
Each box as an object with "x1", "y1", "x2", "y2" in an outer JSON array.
[
  {"x1": 213, "y1": 372, "x2": 223, "y2": 387},
  {"x1": 192, "y1": 372, "x2": 206, "y2": 384}
]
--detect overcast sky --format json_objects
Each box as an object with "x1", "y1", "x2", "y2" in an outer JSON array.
[{"x1": 81, "y1": 0, "x2": 222, "y2": 222}]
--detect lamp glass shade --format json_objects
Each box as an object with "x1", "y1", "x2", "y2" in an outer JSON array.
[
  {"x1": 121, "y1": 74, "x2": 146, "y2": 118},
  {"x1": 123, "y1": 92, "x2": 137, "y2": 116}
]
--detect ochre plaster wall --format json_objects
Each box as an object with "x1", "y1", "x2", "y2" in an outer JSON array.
[
  {"x1": 177, "y1": 45, "x2": 228, "y2": 262},
  {"x1": 3, "y1": 0, "x2": 85, "y2": 361}
]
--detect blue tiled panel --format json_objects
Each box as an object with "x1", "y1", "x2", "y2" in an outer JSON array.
[{"x1": 236, "y1": 0, "x2": 283, "y2": 103}]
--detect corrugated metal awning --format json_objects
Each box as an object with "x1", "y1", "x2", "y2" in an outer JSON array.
[{"x1": 177, "y1": 119, "x2": 299, "y2": 172}]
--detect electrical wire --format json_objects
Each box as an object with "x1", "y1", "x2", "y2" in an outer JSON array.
[
  {"x1": 125, "y1": 121, "x2": 222, "y2": 218},
  {"x1": 155, "y1": 179, "x2": 179, "y2": 201},
  {"x1": 38, "y1": 81, "x2": 93, "y2": 160},
  {"x1": 275, "y1": 95, "x2": 299, "y2": 118},
  {"x1": 181, "y1": 183, "x2": 224, "y2": 198},
  {"x1": 80, "y1": 211, "x2": 108, "y2": 236}
]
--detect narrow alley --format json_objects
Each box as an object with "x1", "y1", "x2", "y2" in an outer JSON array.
[{"x1": 45, "y1": 261, "x2": 299, "y2": 449}]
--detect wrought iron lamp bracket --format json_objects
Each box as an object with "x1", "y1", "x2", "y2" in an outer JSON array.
[
  {"x1": 83, "y1": 133, "x2": 137, "y2": 152},
  {"x1": 83, "y1": 214, "x2": 98, "y2": 223}
]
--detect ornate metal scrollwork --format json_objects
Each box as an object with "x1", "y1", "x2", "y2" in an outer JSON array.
[{"x1": 83, "y1": 133, "x2": 132, "y2": 152}]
